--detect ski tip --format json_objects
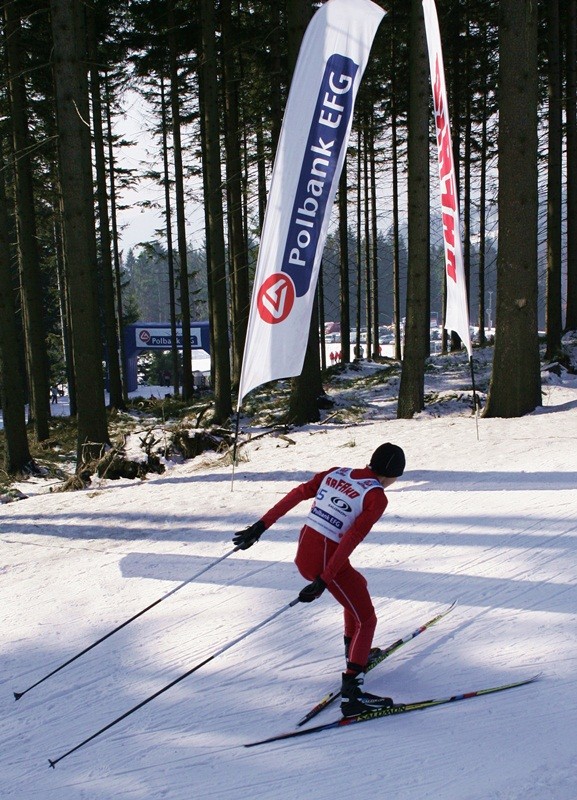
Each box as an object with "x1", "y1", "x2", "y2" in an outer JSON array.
[{"x1": 514, "y1": 671, "x2": 542, "y2": 684}]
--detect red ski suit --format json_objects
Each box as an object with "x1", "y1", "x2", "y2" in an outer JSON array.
[{"x1": 261, "y1": 466, "x2": 388, "y2": 670}]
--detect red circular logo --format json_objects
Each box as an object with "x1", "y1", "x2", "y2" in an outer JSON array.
[
  {"x1": 257, "y1": 273, "x2": 296, "y2": 324},
  {"x1": 139, "y1": 329, "x2": 151, "y2": 343}
]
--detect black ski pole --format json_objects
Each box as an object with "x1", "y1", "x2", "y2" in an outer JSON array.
[
  {"x1": 48, "y1": 596, "x2": 302, "y2": 768},
  {"x1": 15, "y1": 546, "x2": 240, "y2": 701}
]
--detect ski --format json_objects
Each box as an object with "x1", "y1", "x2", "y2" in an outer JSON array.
[
  {"x1": 245, "y1": 673, "x2": 540, "y2": 748},
  {"x1": 296, "y1": 600, "x2": 457, "y2": 727}
]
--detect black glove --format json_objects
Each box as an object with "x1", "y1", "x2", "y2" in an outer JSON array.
[
  {"x1": 232, "y1": 519, "x2": 266, "y2": 550},
  {"x1": 298, "y1": 576, "x2": 327, "y2": 603}
]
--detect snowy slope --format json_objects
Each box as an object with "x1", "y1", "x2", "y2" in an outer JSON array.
[{"x1": 2, "y1": 349, "x2": 577, "y2": 800}]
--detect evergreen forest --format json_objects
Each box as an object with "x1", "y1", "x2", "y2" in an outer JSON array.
[{"x1": 0, "y1": 0, "x2": 575, "y2": 476}]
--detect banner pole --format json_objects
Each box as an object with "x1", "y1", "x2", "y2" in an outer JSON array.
[
  {"x1": 230, "y1": 408, "x2": 242, "y2": 491},
  {"x1": 469, "y1": 355, "x2": 480, "y2": 440}
]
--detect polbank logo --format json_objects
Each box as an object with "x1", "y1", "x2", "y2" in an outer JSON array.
[
  {"x1": 281, "y1": 53, "x2": 358, "y2": 297},
  {"x1": 257, "y1": 273, "x2": 296, "y2": 324}
]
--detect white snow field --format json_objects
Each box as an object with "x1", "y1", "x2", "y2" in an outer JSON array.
[{"x1": 2, "y1": 346, "x2": 577, "y2": 799}]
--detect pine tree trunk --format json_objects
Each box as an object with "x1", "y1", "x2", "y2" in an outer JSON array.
[
  {"x1": 318, "y1": 263, "x2": 326, "y2": 371},
  {"x1": 86, "y1": 6, "x2": 125, "y2": 411},
  {"x1": 287, "y1": 297, "x2": 323, "y2": 424},
  {"x1": 199, "y1": 0, "x2": 232, "y2": 422},
  {"x1": 363, "y1": 122, "x2": 373, "y2": 359},
  {"x1": 222, "y1": 0, "x2": 249, "y2": 388},
  {"x1": 462, "y1": 16, "x2": 472, "y2": 348},
  {"x1": 355, "y1": 130, "x2": 362, "y2": 359},
  {"x1": 0, "y1": 147, "x2": 34, "y2": 474},
  {"x1": 369, "y1": 119, "x2": 380, "y2": 359},
  {"x1": 256, "y1": 123, "x2": 267, "y2": 230},
  {"x1": 159, "y1": 77, "x2": 180, "y2": 396},
  {"x1": 286, "y1": 0, "x2": 323, "y2": 423},
  {"x1": 104, "y1": 76, "x2": 127, "y2": 400},
  {"x1": 269, "y1": 3, "x2": 283, "y2": 155},
  {"x1": 3, "y1": 0, "x2": 50, "y2": 441},
  {"x1": 564, "y1": 0, "x2": 577, "y2": 332},
  {"x1": 167, "y1": 0, "x2": 194, "y2": 400},
  {"x1": 50, "y1": 0, "x2": 110, "y2": 466},
  {"x1": 53, "y1": 212, "x2": 76, "y2": 414},
  {"x1": 545, "y1": 0, "x2": 563, "y2": 359},
  {"x1": 484, "y1": 0, "x2": 541, "y2": 418},
  {"x1": 338, "y1": 164, "x2": 351, "y2": 364},
  {"x1": 390, "y1": 13, "x2": 402, "y2": 362},
  {"x1": 398, "y1": 0, "x2": 430, "y2": 419},
  {"x1": 477, "y1": 25, "x2": 489, "y2": 347}
]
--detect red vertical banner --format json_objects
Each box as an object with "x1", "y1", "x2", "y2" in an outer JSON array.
[{"x1": 423, "y1": 0, "x2": 472, "y2": 356}]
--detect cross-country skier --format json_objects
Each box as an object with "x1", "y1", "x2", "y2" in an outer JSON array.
[{"x1": 232, "y1": 441, "x2": 406, "y2": 717}]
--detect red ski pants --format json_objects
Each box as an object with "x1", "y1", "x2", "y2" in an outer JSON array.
[{"x1": 294, "y1": 526, "x2": 377, "y2": 670}]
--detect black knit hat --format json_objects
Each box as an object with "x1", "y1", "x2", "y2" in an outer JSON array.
[{"x1": 369, "y1": 443, "x2": 406, "y2": 477}]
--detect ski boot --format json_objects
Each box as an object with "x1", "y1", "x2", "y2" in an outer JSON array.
[{"x1": 340, "y1": 672, "x2": 394, "y2": 717}]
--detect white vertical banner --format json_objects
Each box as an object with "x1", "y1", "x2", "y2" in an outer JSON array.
[
  {"x1": 422, "y1": 0, "x2": 472, "y2": 356},
  {"x1": 237, "y1": 0, "x2": 385, "y2": 406}
]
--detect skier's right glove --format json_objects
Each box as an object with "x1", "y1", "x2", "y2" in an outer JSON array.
[
  {"x1": 232, "y1": 519, "x2": 266, "y2": 550},
  {"x1": 298, "y1": 576, "x2": 327, "y2": 603}
]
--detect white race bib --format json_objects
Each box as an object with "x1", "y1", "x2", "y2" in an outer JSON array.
[{"x1": 305, "y1": 468, "x2": 382, "y2": 542}]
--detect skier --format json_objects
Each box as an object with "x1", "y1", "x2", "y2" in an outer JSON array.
[{"x1": 233, "y1": 441, "x2": 406, "y2": 717}]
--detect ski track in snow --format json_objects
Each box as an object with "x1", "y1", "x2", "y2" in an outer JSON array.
[{"x1": 2, "y1": 349, "x2": 577, "y2": 799}]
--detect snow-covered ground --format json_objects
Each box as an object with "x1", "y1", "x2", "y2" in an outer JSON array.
[{"x1": 2, "y1": 345, "x2": 577, "y2": 799}]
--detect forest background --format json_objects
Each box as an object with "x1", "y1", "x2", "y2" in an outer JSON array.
[{"x1": 0, "y1": 0, "x2": 575, "y2": 478}]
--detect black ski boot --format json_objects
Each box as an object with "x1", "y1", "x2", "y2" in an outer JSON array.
[{"x1": 340, "y1": 672, "x2": 394, "y2": 717}]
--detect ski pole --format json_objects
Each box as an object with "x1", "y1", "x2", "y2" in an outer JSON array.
[
  {"x1": 48, "y1": 596, "x2": 302, "y2": 768},
  {"x1": 15, "y1": 546, "x2": 240, "y2": 701}
]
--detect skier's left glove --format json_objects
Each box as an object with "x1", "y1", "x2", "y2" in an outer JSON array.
[
  {"x1": 298, "y1": 576, "x2": 327, "y2": 603},
  {"x1": 232, "y1": 519, "x2": 266, "y2": 550}
]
